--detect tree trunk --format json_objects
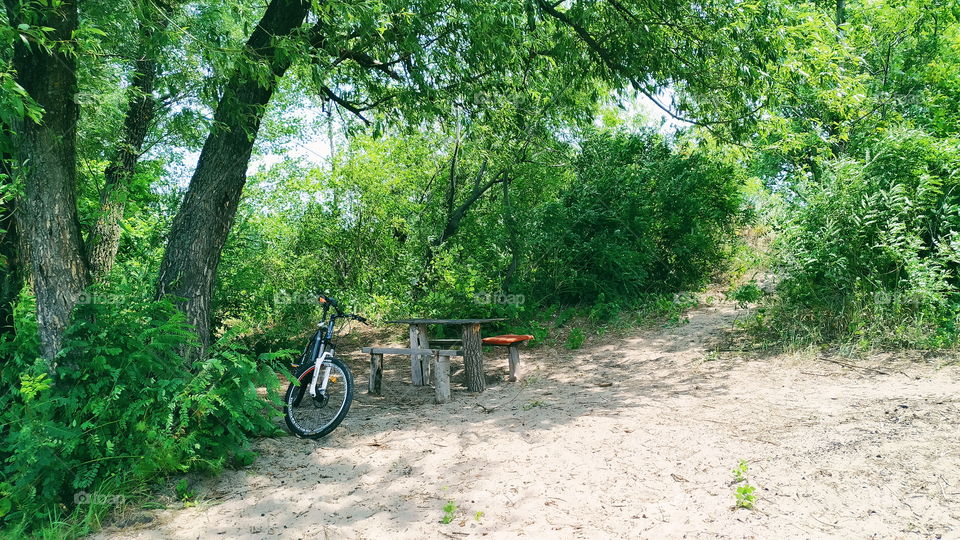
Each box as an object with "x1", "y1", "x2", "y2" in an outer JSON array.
[
  {"x1": 461, "y1": 323, "x2": 484, "y2": 392},
  {"x1": 87, "y1": 0, "x2": 174, "y2": 280},
  {"x1": 86, "y1": 62, "x2": 156, "y2": 279},
  {"x1": 156, "y1": 0, "x2": 309, "y2": 351},
  {"x1": 415, "y1": 157, "x2": 503, "y2": 297},
  {"x1": 7, "y1": 0, "x2": 90, "y2": 363}
]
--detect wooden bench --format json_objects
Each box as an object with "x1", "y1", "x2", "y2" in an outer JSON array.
[
  {"x1": 481, "y1": 334, "x2": 534, "y2": 382},
  {"x1": 361, "y1": 347, "x2": 462, "y2": 403}
]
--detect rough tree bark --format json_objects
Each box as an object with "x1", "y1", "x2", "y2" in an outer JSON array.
[
  {"x1": 87, "y1": 0, "x2": 175, "y2": 280},
  {"x1": 7, "y1": 0, "x2": 90, "y2": 363},
  {"x1": 156, "y1": 0, "x2": 309, "y2": 351},
  {"x1": 461, "y1": 323, "x2": 484, "y2": 392}
]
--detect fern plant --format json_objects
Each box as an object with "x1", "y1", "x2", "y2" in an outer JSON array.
[{"x1": 0, "y1": 287, "x2": 290, "y2": 537}]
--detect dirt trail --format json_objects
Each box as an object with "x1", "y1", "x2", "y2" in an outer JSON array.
[{"x1": 96, "y1": 301, "x2": 960, "y2": 539}]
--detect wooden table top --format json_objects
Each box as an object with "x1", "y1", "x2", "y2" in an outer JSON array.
[{"x1": 386, "y1": 318, "x2": 506, "y2": 325}]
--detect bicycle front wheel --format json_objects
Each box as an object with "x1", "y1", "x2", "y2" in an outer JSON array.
[{"x1": 284, "y1": 357, "x2": 353, "y2": 439}]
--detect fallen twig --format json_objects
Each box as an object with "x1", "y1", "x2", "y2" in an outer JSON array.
[
  {"x1": 476, "y1": 378, "x2": 530, "y2": 413},
  {"x1": 810, "y1": 514, "x2": 840, "y2": 529},
  {"x1": 819, "y1": 357, "x2": 888, "y2": 375}
]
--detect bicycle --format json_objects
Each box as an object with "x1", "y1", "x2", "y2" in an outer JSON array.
[{"x1": 283, "y1": 294, "x2": 367, "y2": 439}]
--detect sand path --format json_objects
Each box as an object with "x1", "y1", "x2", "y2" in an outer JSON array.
[{"x1": 95, "y1": 301, "x2": 960, "y2": 539}]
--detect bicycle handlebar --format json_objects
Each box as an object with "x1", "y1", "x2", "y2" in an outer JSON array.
[
  {"x1": 317, "y1": 294, "x2": 339, "y2": 308},
  {"x1": 318, "y1": 294, "x2": 367, "y2": 324}
]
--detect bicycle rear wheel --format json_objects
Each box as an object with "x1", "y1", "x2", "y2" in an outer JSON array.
[{"x1": 284, "y1": 357, "x2": 353, "y2": 439}]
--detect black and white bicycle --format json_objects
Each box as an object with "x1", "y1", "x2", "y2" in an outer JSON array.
[{"x1": 283, "y1": 294, "x2": 366, "y2": 439}]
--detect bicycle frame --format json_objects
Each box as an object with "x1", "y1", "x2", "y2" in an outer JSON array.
[{"x1": 306, "y1": 312, "x2": 339, "y2": 397}]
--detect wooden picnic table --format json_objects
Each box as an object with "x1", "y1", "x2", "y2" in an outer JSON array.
[{"x1": 386, "y1": 318, "x2": 505, "y2": 393}]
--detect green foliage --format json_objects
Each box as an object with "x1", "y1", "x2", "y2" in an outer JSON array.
[
  {"x1": 213, "y1": 122, "x2": 744, "y2": 349},
  {"x1": 766, "y1": 129, "x2": 960, "y2": 347},
  {"x1": 729, "y1": 283, "x2": 764, "y2": 308},
  {"x1": 755, "y1": 1, "x2": 959, "y2": 174},
  {"x1": 441, "y1": 501, "x2": 457, "y2": 524},
  {"x1": 732, "y1": 460, "x2": 749, "y2": 484},
  {"x1": 565, "y1": 328, "x2": 586, "y2": 350},
  {"x1": 0, "y1": 289, "x2": 286, "y2": 536},
  {"x1": 742, "y1": 1, "x2": 960, "y2": 348},
  {"x1": 0, "y1": 69, "x2": 41, "y2": 155},
  {"x1": 175, "y1": 479, "x2": 195, "y2": 502},
  {"x1": 735, "y1": 484, "x2": 756, "y2": 510},
  {"x1": 731, "y1": 460, "x2": 756, "y2": 510},
  {"x1": 522, "y1": 400, "x2": 545, "y2": 411},
  {"x1": 528, "y1": 129, "x2": 743, "y2": 305},
  {"x1": 9, "y1": 0, "x2": 960, "y2": 535}
]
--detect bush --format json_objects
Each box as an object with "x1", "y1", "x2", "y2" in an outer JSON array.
[
  {"x1": 767, "y1": 129, "x2": 960, "y2": 347},
  {"x1": 729, "y1": 282, "x2": 764, "y2": 308},
  {"x1": 527, "y1": 129, "x2": 743, "y2": 304},
  {"x1": 565, "y1": 328, "x2": 586, "y2": 350},
  {"x1": 0, "y1": 291, "x2": 286, "y2": 536}
]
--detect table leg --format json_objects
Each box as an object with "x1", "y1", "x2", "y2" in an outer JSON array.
[
  {"x1": 434, "y1": 352, "x2": 451, "y2": 404},
  {"x1": 409, "y1": 324, "x2": 431, "y2": 386},
  {"x1": 507, "y1": 345, "x2": 520, "y2": 382},
  {"x1": 409, "y1": 326, "x2": 423, "y2": 385},
  {"x1": 369, "y1": 353, "x2": 383, "y2": 395},
  {"x1": 462, "y1": 323, "x2": 484, "y2": 393},
  {"x1": 418, "y1": 323, "x2": 431, "y2": 383}
]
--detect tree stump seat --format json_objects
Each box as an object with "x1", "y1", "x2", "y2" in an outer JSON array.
[{"x1": 481, "y1": 334, "x2": 534, "y2": 382}]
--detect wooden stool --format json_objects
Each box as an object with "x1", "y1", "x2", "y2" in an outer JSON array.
[{"x1": 481, "y1": 334, "x2": 534, "y2": 382}]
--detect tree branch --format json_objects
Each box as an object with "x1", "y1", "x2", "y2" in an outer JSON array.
[
  {"x1": 446, "y1": 137, "x2": 460, "y2": 216},
  {"x1": 337, "y1": 48, "x2": 403, "y2": 81},
  {"x1": 536, "y1": 0, "x2": 761, "y2": 129},
  {"x1": 320, "y1": 85, "x2": 371, "y2": 125}
]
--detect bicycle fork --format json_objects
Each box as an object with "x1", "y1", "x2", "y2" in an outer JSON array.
[{"x1": 308, "y1": 350, "x2": 333, "y2": 398}]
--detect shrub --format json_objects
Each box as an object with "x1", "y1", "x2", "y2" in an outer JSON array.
[
  {"x1": 767, "y1": 129, "x2": 960, "y2": 346},
  {"x1": 528, "y1": 129, "x2": 743, "y2": 305},
  {"x1": 565, "y1": 328, "x2": 586, "y2": 349},
  {"x1": 0, "y1": 291, "x2": 286, "y2": 536},
  {"x1": 729, "y1": 282, "x2": 764, "y2": 308}
]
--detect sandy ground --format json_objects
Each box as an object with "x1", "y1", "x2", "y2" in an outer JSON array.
[{"x1": 94, "y1": 301, "x2": 960, "y2": 539}]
